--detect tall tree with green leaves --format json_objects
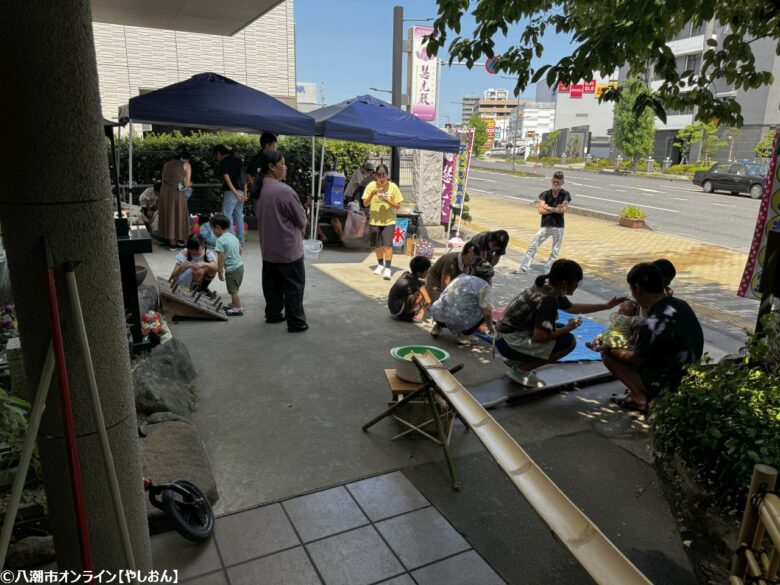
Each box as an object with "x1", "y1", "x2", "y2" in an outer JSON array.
[
  {"x1": 674, "y1": 123, "x2": 704, "y2": 164},
  {"x1": 613, "y1": 78, "x2": 656, "y2": 170},
  {"x1": 699, "y1": 122, "x2": 728, "y2": 164},
  {"x1": 427, "y1": 0, "x2": 780, "y2": 126},
  {"x1": 467, "y1": 114, "x2": 488, "y2": 156},
  {"x1": 755, "y1": 133, "x2": 775, "y2": 159},
  {"x1": 539, "y1": 129, "x2": 561, "y2": 156}
]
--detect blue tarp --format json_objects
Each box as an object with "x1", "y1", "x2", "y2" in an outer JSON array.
[
  {"x1": 473, "y1": 311, "x2": 608, "y2": 363},
  {"x1": 310, "y1": 95, "x2": 460, "y2": 153},
  {"x1": 122, "y1": 73, "x2": 315, "y2": 136}
]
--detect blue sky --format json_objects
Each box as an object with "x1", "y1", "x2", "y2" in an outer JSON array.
[{"x1": 294, "y1": 0, "x2": 572, "y2": 125}]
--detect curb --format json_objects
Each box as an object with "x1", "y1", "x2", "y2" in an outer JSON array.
[
  {"x1": 518, "y1": 199, "x2": 653, "y2": 230},
  {"x1": 474, "y1": 161, "x2": 695, "y2": 183}
]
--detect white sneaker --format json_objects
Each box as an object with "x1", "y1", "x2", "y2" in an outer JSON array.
[
  {"x1": 430, "y1": 323, "x2": 442, "y2": 338},
  {"x1": 512, "y1": 266, "x2": 529, "y2": 275},
  {"x1": 505, "y1": 367, "x2": 545, "y2": 388},
  {"x1": 454, "y1": 333, "x2": 471, "y2": 345},
  {"x1": 383, "y1": 267, "x2": 392, "y2": 280},
  {"x1": 373, "y1": 265, "x2": 385, "y2": 275}
]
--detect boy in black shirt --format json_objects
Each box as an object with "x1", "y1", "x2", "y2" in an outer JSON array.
[
  {"x1": 603, "y1": 262, "x2": 703, "y2": 414},
  {"x1": 213, "y1": 144, "x2": 247, "y2": 243},
  {"x1": 388, "y1": 256, "x2": 432, "y2": 322},
  {"x1": 515, "y1": 171, "x2": 571, "y2": 273}
]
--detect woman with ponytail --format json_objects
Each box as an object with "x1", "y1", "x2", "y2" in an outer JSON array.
[
  {"x1": 255, "y1": 151, "x2": 309, "y2": 332},
  {"x1": 496, "y1": 259, "x2": 625, "y2": 387}
]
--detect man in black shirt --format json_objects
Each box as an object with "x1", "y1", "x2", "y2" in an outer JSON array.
[
  {"x1": 213, "y1": 144, "x2": 247, "y2": 243},
  {"x1": 388, "y1": 256, "x2": 432, "y2": 321},
  {"x1": 246, "y1": 131, "x2": 278, "y2": 197},
  {"x1": 602, "y1": 262, "x2": 704, "y2": 414},
  {"x1": 514, "y1": 171, "x2": 571, "y2": 273}
]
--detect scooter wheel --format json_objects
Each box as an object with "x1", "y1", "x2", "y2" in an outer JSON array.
[{"x1": 161, "y1": 479, "x2": 214, "y2": 542}]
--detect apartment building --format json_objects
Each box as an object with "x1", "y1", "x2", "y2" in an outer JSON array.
[
  {"x1": 92, "y1": 0, "x2": 297, "y2": 125},
  {"x1": 639, "y1": 21, "x2": 780, "y2": 162}
]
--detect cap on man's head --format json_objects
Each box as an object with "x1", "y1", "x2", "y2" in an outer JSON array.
[
  {"x1": 362, "y1": 161, "x2": 375, "y2": 172},
  {"x1": 552, "y1": 171, "x2": 565, "y2": 181}
]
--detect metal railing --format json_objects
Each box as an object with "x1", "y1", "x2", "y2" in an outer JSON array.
[{"x1": 731, "y1": 465, "x2": 780, "y2": 584}]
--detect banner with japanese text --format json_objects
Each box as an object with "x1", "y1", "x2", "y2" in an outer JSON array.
[
  {"x1": 738, "y1": 130, "x2": 780, "y2": 299},
  {"x1": 453, "y1": 129, "x2": 475, "y2": 208},
  {"x1": 409, "y1": 26, "x2": 437, "y2": 121},
  {"x1": 440, "y1": 151, "x2": 457, "y2": 224},
  {"x1": 583, "y1": 80, "x2": 596, "y2": 93},
  {"x1": 570, "y1": 84, "x2": 583, "y2": 98}
]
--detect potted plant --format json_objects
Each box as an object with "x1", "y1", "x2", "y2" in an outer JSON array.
[{"x1": 619, "y1": 205, "x2": 647, "y2": 228}]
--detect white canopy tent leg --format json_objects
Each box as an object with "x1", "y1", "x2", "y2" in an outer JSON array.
[
  {"x1": 128, "y1": 121, "x2": 134, "y2": 237},
  {"x1": 313, "y1": 138, "x2": 327, "y2": 238},
  {"x1": 309, "y1": 136, "x2": 316, "y2": 240}
]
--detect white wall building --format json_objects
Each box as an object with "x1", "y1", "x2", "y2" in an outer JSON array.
[
  {"x1": 483, "y1": 88, "x2": 509, "y2": 100},
  {"x1": 461, "y1": 95, "x2": 479, "y2": 124},
  {"x1": 92, "y1": 0, "x2": 297, "y2": 124},
  {"x1": 508, "y1": 102, "x2": 556, "y2": 156}
]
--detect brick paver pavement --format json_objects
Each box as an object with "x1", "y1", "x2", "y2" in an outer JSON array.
[{"x1": 462, "y1": 192, "x2": 756, "y2": 332}]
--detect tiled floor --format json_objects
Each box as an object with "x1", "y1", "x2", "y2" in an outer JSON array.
[{"x1": 151, "y1": 471, "x2": 506, "y2": 585}]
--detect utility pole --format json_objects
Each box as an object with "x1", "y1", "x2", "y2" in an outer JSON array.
[{"x1": 391, "y1": 5, "x2": 403, "y2": 185}]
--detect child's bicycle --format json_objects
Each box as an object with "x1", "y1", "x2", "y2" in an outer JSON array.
[{"x1": 144, "y1": 478, "x2": 214, "y2": 542}]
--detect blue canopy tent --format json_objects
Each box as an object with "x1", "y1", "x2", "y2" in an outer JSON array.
[
  {"x1": 119, "y1": 72, "x2": 317, "y2": 224},
  {"x1": 308, "y1": 95, "x2": 460, "y2": 238}
]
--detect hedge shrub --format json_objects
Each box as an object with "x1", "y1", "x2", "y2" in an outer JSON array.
[
  {"x1": 110, "y1": 131, "x2": 374, "y2": 213},
  {"x1": 653, "y1": 312, "x2": 780, "y2": 509}
]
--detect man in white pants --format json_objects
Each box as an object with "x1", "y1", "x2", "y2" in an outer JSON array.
[{"x1": 514, "y1": 171, "x2": 571, "y2": 273}]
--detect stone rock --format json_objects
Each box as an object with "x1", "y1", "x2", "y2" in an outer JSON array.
[
  {"x1": 133, "y1": 368, "x2": 193, "y2": 419},
  {"x1": 149, "y1": 338, "x2": 197, "y2": 385},
  {"x1": 146, "y1": 411, "x2": 189, "y2": 425},
  {"x1": 6, "y1": 536, "x2": 55, "y2": 570},
  {"x1": 132, "y1": 338, "x2": 197, "y2": 419},
  {"x1": 412, "y1": 149, "x2": 445, "y2": 226},
  {"x1": 141, "y1": 421, "x2": 218, "y2": 533},
  {"x1": 138, "y1": 283, "x2": 159, "y2": 313}
]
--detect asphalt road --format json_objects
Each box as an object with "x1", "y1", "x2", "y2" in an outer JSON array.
[{"x1": 471, "y1": 160, "x2": 761, "y2": 251}]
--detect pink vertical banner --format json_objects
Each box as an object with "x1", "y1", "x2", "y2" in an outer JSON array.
[
  {"x1": 440, "y1": 152, "x2": 457, "y2": 224},
  {"x1": 738, "y1": 130, "x2": 780, "y2": 299}
]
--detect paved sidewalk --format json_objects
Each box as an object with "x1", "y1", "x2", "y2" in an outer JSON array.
[
  {"x1": 464, "y1": 191, "x2": 757, "y2": 334},
  {"x1": 152, "y1": 471, "x2": 505, "y2": 585},
  {"x1": 142, "y1": 238, "x2": 708, "y2": 585}
]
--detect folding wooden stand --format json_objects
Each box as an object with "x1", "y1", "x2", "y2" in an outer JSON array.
[{"x1": 363, "y1": 362, "x2": 464, "y2": 489}]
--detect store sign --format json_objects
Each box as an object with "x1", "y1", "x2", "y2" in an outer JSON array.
[
  {"x1": 583, "y1": 80, "x2": 596, "y2": 93},
  {"x1": 557, "y1": 82, "x2": 570, "y2": 93},
  {"x1": 738, "y1": 131, "x2": 780, "y2": 299},
  {"x1": 570, "y1": 84, "x2": 583, "y2": 98},
  {"x1": 594, "y1": 84, "x2": 609, "y2": 98},
  {"x1": 409, "y1": 26, "x2": 437, "y2": 121}
]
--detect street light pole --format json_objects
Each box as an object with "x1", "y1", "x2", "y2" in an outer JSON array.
[{"x1": 391, "y1": 5, "x2": 403, "y2": 185}]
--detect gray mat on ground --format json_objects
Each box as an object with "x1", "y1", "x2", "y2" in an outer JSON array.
[{"x1": 404, "y1": 432, "x2": 696, "y2": 585}]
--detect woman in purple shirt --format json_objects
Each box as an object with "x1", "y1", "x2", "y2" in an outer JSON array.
[{"x1": 253, "y1": 151, "x2": 309, "y2": 332}]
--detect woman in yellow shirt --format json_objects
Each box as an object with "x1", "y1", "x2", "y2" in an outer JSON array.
[{"x1": 362, "y1": 163, "x2": 404, "y2": 280}]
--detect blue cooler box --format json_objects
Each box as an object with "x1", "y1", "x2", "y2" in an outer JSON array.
[{"x1": 324, "y1": 171, "x2": 345, "y2": 208}]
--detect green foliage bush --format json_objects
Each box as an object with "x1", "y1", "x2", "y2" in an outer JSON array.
[
  {"x1": 619, "y1": 205, "x2": 646, "y2": 219},
  {"x1": 664, "y1": 164, "x2": 711, "y2": 176},
  {"x1": 111, "y1": 131, "x2": 373, "y2": 211},
  {"x1": 653, "y1": 312, "x2": 780, "y2": 509}
]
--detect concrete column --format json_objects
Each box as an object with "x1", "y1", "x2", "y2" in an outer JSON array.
[
  {"x1": 0, "y1": 0, "x2": 152, "y2": 570},
  {"x1": 411, "y1": 150, "x2": 446, "y2": 241}
]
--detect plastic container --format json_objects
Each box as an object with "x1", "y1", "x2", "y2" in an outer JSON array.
[
  {"x1": 390, "y1": 345, "x2": 451, "y2": 383},
  {"x1": 324, "y1": 171, "x2": 345, "y2": 208},
  {"x1": 303, "y1": 239, "x2": 323, "y2": 259}
]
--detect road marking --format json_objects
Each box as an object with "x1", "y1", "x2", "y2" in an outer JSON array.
[
  {"x1": 468, "y1": 188, "x2": 496, "y2": 194},
  {"x1": 575, "y1": 193, "x2": 680, "y2": 213},
  {"x1": 713, "y1": 203, "x2": 736, "y2": 208},
  {"x1": 610, "y1": 188, "x2": 627, "y2": 193},
  {"x1": 637, "y1": 187, "x2": 662, "y2": 193},
  {"x1": 664, "y1": 185, "x2": 702, "y2": 193},
  {"x1": 673, "y1": 197, "x2": 688, "y2": 201},
  {"x1": 470, "y1": 177, "x2": 497, "y2": 183},
  {"x1": 569, "y1": 181, "x2": 586, "y2": 186}
]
